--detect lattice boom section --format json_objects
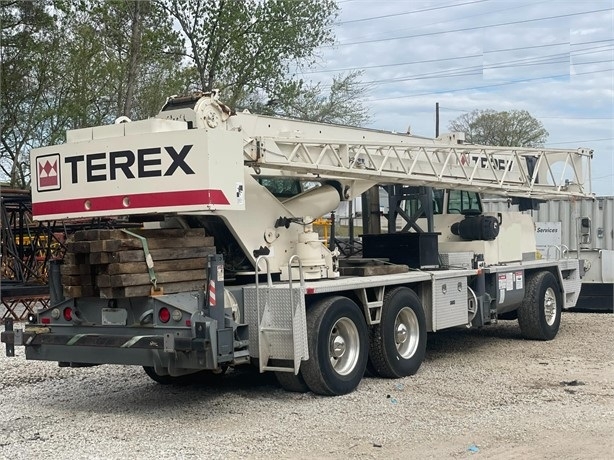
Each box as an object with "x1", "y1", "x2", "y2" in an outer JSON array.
[{"x1": 245, "y1": 137, "x2": 592, "y2": 200}]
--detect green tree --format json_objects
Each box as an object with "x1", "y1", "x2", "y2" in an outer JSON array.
[
  {"x1": 244, "y1": 71, "x2": 371, "y2": 126},
  {"x1": 447, "y1": 109, "x2": 548, "y2": 147},
  {"x1": 0, "y1": 0, "x2": 185, "y2": 187},
  {"x1": 85, "y1": 0, "x2": 185, "y2": 120},
  {"x1": 275, "y1": 71, "x2": 371, "y2": 126},
  {"x1": 1, "y1": 0, "x2": 59, "y2": 187},
  {"x1": 1, "y1": 0, "x2": 371, "y2": 188},
  {"x1": 158, "y1": 0, "x2": 338, "y2": 105}
]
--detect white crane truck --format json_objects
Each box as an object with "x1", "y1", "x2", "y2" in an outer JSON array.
[{"x1": 1, "y1": 92, "x2": 594, "y2": 395}]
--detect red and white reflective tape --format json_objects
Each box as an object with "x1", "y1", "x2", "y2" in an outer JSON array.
[{"x1": 209, "y1": 280, "x2": 216, "y2": 307}]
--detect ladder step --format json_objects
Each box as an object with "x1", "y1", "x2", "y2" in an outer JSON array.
[
  {"x1": 260, "y1": 327, "x2": 292, "y2": 333},
  {"x1": 261, "y1": 365, "x2": 295, "y2": 372}
]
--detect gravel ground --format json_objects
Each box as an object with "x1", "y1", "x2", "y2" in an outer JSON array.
[{"x1": 1, "y1": 311, "x2": 612, "y2": 459}]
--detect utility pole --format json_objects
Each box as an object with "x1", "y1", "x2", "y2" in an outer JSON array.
[{"x1": 435, "y1": 102, "x2": 440, "y2": 138}]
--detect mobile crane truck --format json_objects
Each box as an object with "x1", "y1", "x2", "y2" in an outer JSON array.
[{"x1": 1, "y1": 92, "x2": 594, "y2": 395}]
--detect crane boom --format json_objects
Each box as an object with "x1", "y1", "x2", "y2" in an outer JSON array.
[
  {"x1": 243, "y1": 136, "x2": 592, "y2": 200},
  {"x1": 30, "y1": 92, "x2": 594, "y2": 223}
]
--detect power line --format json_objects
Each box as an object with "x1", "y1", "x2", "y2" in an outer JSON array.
[
  {"x1": 592, "y1": 174, "x2": 614, "y2": 180},
  {"x1": 539, "y1": 116, "x2": 614, "y2": 120},
  {"x1": 366, "y1": 68, "x2": 613, "y2": 102},
  {"x1": 305, "y1": 40, "x2": 612, "y2": 76},
  {"x1": 438, "y1": 107, "x2": 614, "y2": 120},
  {"x1": 331, "y1": 8, "x2": 613, "y2": 47},
  {"x1": 546, "y1": 137, "x2": 614, "y2": 146},
  {"x1": 483, "y1": 41, "x2": 569, "y2": 54},
  {"x1": 322, "y1": 51, "x2": 611, "y2": 89},
  {"x1": 487, "y1": 38, "x2": 613, "y2": 54},
  {"x1": 338, "y1": 0, "x2": 489, "y2": 25},
  {"x1": 313, "y1": 57, "x2": 611, "y2": 92},
  {"x1": 336, "y1": 0, "x2": 553, "y2": 45},
  {"x1": 572, "y1": 38, "x2": 614, "y2": 52},
  {"x1": 302, "y1": 54, "x2": 482, "y2": 75}
]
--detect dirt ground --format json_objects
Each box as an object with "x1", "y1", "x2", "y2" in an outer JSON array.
[{"x1": 1, "y1": 310, "x2": 613, "y2": 459}]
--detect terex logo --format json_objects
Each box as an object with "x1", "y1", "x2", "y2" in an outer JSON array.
[
  {"x1": 460, "y1": 153, "x2": 513, "y2": 172},
  {"x1": 37, "y1": 154, "x2": 61, "y2": 192},
  {"x1": 64, "y1": 145, "x2": 195, "y2": 183}
]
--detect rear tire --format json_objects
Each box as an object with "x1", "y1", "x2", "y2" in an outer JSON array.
[
  {"x1": 369, "y1": 287, "x2": 426, "y2": 378},
  {"x1": 498, "y1": 311, "x2": 518, "y2": 321},
  {"x1": 517, "y1": 271, "x2": 562, "y2": 340},
  {"x1": 143, "y1": 366, "x2": 188, "y2": 385},
  {"x1": 143, "y1": 366, "x2": 227, "y2": 385},
  {"x1": 301, "y1": 296, "x2": 368, "y2": 396},
  {"x1": 275, "y1": 371, "x2": 310, "y2": 393}
]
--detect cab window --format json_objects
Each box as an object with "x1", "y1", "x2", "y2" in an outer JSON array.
[
  {"x1": 257, "y1": 177, "x2": 302, "y2": 198},
  {"x1": 447, "y1": 189, "x2": 482, "y2": 214},
  {"x1": 256, "y1": 177, "x2": 320, "y2": 199}
]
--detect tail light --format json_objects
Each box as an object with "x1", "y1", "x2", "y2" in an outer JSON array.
[
  {"x1": 158, "y1": 307, "x2": 170, "y2": 323},
  {"x1": 63, "y1": 307, "x2": 73, "y2": 321}
]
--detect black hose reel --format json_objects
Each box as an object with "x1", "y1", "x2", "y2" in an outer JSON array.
[{"x1": 451, "y1": 211, "x2": 502, "y2": 241}]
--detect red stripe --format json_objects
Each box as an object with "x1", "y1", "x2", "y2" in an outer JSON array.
[
  {"x1": 32, "y1": 189, "x2": 229, "y2": 217},
  {"x1": 209, "y1": 280, "x2": 216, "y2": 307}
]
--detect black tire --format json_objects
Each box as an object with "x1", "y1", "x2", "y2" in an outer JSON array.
[
  {"x1": 143, "y1": 366, "x2": 226, "y2": 385},
  {"x1": 498, "y1": 311, "x2": 518, "y2": 321},
  {"x1": 369, "y1": 287, "x2": 427, "y2": 378},
  {"x1": 301, "y1": 296, "x2": 369, "y2": 396},
  {"x1": 275, "y1": 371, "x2": 310, "y2": 393},
  {"x1": 143, "y1": 366, "x2": 186, "y2": 385},
  {"x1": 517, "y1": 271, "x2": 562, "y2": 340}
]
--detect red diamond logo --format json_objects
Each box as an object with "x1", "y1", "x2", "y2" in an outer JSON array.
[{"x1": 36, "y1": 154, "x2": 61, "y2": 191}]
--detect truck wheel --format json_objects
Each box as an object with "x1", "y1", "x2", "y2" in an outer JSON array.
[
  {"x1": 275, "y1": 371, "x2": 310, "y2": 393},
  {"x1": 143, "y1": 366, "x2": 184, "y2": 384},
  {"x1": 517, "y1": 271, "x2": 562, "y2": 340},
  {"x1": 369, "y1": 287, "x2": 426, "y2": 378},
  {"x1": 143, "y1": 366, "x2": 226, "y2": 385},
  {"x1": 301, "y1": 296, "x2": 368, "y2": 396}
]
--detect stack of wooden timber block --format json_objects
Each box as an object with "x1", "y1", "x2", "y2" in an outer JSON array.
[{"x1": 61, "y1": 228, "x2": 215, "y2": 298}]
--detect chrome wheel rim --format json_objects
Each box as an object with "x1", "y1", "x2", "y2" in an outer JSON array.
[
  {"x1": 329, "y1": 317, "x2": 360, "y2": 375},
  {"x1": 395, "y1": 307, "x2": 420, "y2": 359},
  {"x1": 544, "y1": 287, "x2": 557, "y2": 326}
]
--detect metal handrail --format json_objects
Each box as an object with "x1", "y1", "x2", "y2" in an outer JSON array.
[
  {"x1": 545, "y1": 244, "x2": 569, "y2": 260},
  {"x1": 287, "y1": 255, "x2": 305, "y2": 374}
]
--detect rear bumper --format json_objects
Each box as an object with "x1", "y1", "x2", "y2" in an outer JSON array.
[
  {"x1": 1, "y1": 319, "x2": 210, "y2": 368},
  {"x1": 1, "y1": 329, "x2": 195, "y2": 350}
]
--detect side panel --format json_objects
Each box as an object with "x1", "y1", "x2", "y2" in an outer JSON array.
[
  {"x1": 483, "y1": 196, "x2": 614, "y2": 251},
  {"x1": 31, "y1": 128, "x2": 245, "y2": 220},
  {"x1": 432, "y1": 276, "x2": 469, "y2": 331},
  {"x1": 243, "y1": 285, "x2": 309, "y2": 367},
  {"x1": 484, "y1": 270, "x2": 525, "y2": 314},
  {"x1": 436, "y1": 212, "x2": 537, "y2": 264}
]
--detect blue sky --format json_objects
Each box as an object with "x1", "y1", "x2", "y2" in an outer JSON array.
[{"x1": 304, "y1": 0, "x2": 614, "y2": 196}]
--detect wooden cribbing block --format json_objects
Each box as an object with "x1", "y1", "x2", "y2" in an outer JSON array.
[
  {"x1": 89, "y1": 246, "x2": 215, "y2": 265},
  {"x1": 62, "y1": 227, "x2": 215, "y2": 298},
  {"x1": 63, "y1": 285, "x2": 96, "y2": 298},
  {"x1": 67, "y1": 236, "x2": 213, "y2": 253},
  {"x1": 102, "y1": 257, "x2": 207, "y2": 275},
  {"x1": 71, "y1": 228, "x2": 207, "y2": 241},
  {"x1": 61, "y1": 263, "x2": 94, "y2": 276},
  {"x1": 96, "y1": 269, "x2": 206, "y2": 288},
  {"x1": 99, "y1": 280, "x2": 206, "y2": 299},
  {"x1": 61, "y1": 274, "x2": 95, "y2": 286}
]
